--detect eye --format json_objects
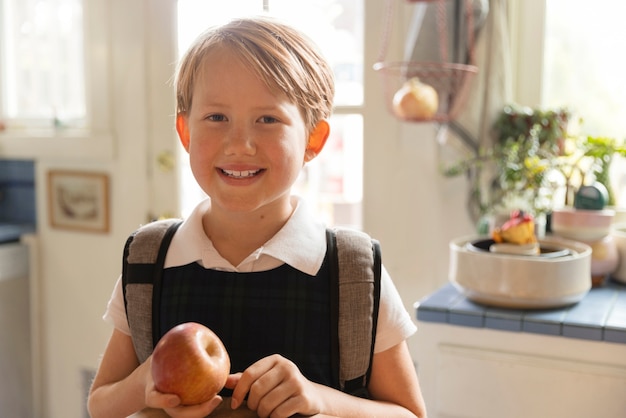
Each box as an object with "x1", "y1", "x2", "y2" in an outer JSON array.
[
  {"x1": 206, "y1": 114, "x2": 227, "y2": 122},
  {"x1": 258, "y1": 115, "x2": 279, "y2": 124}
]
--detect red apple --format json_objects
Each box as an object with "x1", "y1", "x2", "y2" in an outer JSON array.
[
  {"x1": 392, "y1": 77, "x2": 439, "y2": 120},
  {"x1": 151, "y1": 322, "x2": 230, "y2": 405}
]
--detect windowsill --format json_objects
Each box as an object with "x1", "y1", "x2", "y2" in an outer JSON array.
[{"x1": 0, "y1": 129, "x2": 114, "y2": 159}]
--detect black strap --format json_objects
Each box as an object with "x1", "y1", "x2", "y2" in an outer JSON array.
[
  {"x1": 344, "y1": 377, "x2": 370, "y2": 398},
  {"x1": 326, "y1": 228, "x2": 340, "y2": 389},
  {"x1": 121, "y1": 234, "x2": 135, "y2": 319},
  {"x1": 367, "y1": 239, "x2": 382, "y2": 386},
  {"x1": 151, "y1": 220, "x2": 183, "y2": 347}
]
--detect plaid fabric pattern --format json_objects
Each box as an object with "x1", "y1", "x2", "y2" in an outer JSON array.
[{"x1": 158, "y1": 259, "x2": 334, "y2": 389}]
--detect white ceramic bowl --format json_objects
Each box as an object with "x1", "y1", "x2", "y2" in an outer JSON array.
[
  {"x1": 551, "y1": 207, "x2": 614, "y2": 243},
  {"x1": 450, "y1": 236, "x2": 592, "y2": 309}
]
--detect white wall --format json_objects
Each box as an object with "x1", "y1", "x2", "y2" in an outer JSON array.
[
  {"x1": 27, "y1": 0, "x2": 475, "y2": 416},
  {"x1": 361, "y1": 0, "x2": 475, "y2": 362},
  {"x1": 33, "y1": 1, "x2": 154, "y2": 416},
  {"x1": 362, "y1": 119, "x2": 474, "y2": 362}
]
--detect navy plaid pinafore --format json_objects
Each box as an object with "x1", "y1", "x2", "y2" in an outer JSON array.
[{"x1": 157, "y1": 258, "x2": 334, "y2": 393}]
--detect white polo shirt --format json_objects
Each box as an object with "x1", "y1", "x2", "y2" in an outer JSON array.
[{"x1": 103, "y1": 196, "x2": 416, "y2": 353}]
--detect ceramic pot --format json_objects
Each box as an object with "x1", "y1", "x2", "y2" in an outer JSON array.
[
  {"x1": 449, "y1": 236, "x2": 591, "y2": 309},
  {"x1": 588, "y1": 235, "x2": 619, "y2": 287},
  {"x1": 610, "y1": 224, "x2": 626, "y2": 284},
  {"x1": 551, "y1": 207, "x2": 617, "y2": 287},
  {"x1": 551, "y1": 207, "x2": 614, "y2": 242}
]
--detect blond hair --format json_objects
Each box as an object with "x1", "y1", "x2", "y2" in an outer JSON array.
[{"x1": 175, "y1": 16, "x2": 335, "y2": 132}]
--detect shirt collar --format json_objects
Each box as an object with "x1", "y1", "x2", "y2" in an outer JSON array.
[{"x1": 165, "y1": 196, "x2": 327, "y2": 276}]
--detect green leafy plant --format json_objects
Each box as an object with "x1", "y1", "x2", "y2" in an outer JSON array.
[
  {"x1": 442, "y1": 104, "x2": 571, "y2": 218},
  {"x1": 443, "y1": 104, "x2": 626, "y2": 224},
  {"x1": 493, "y1": 105, "x2": 570, "y2": 155}
]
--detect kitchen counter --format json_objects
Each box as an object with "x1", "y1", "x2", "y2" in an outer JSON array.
[
  {"x1": 413, "y1": 280, "x2": 626, "y2": 418},
  {"x1": 415, "y1": 279, "x2": 626, "y2": 343}
]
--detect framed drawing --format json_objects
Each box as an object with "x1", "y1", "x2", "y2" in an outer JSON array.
[{"x1": 48, "y1": 170, "x2": 110, "y2": 233}]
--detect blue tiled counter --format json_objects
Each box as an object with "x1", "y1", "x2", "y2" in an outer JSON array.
[
  {"x1": 416, "y1": 280, "x2": 626, "y2": 344},
  {"x1": 413, "y1": 280, "x2": 626, "y2": 418}
]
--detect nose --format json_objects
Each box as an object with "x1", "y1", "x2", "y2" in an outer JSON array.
[{"x1": 223, "y1": 125, "x2": 256, "y2": 156}]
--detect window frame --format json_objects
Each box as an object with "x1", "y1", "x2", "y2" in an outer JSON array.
[
  {"x1": 0, "y1": 0, "x2": 114, "y2": 159},
  {"x1": 508, "y1": 0, "x2": 546, "y2": 108},
  {"x1": 174, "y1": 0, "x2": 369, "y2": 226}
]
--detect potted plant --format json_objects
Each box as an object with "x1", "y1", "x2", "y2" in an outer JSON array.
[
  {"x1": 442, "y1": 104, "x2": 571, "y2": 226},
  {"x1": 576, "y1": 135, "x2": 626, "y2": 206}
]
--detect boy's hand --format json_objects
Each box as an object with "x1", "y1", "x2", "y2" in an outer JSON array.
[
  {"x1": 162, "y1": 397, "x2": 223, "y2": 418},
  {"x1": 144, "y1": 362, "x2": 224, "y2": 418},
  {"x1": 227, "y1": 354, "x2": 323, "y2": 418}
]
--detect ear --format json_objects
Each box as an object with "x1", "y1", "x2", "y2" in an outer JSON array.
[
  {"x1": 305, "y1": 120, "x2": 330, "y2": 162},
  {"x1": 176, "y1": 113, "x2": 190, "y2": 152}
]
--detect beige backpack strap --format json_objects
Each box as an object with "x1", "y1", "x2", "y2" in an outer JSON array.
[
  {"x1": 123, "y1": 221, "x2": 382, "y2": 396},
  {"x1": 122, "y1": 219, "x2": 182, "y2": 363},
  {"x1": 329, "y1": 227, "x2": 382, "y2": 397}
]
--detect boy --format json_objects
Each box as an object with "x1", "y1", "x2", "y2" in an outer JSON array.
[{"x1": 88, "y1": 16, "x2": 427, "y2": 418}]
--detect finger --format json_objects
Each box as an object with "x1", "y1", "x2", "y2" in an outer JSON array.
[
  {"x1": 244, "y1": 366, "x2": 286, "y2": 413},
  {"x1": 259, "y1": 394, "x2": 301, "y2": 418},
  {"x1": 146, "y1": 388, "x2": 181, "y2": 409},
  {"x1": 224, "y1": 373, "x2": 242, "y2": 390},
  {"x1": 164, "y1": 395, "x2": 223, "y2": 418},
  {"x1": 231, "y1": 357, "x2": 278, "y2": 409},
  {"x1": 252, "y1": 378, "x2": 300, "y2": 418}
]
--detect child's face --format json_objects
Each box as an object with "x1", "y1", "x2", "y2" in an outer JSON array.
[{"x1": 179, "y1": 48, "x2": 313, "y2": 216}]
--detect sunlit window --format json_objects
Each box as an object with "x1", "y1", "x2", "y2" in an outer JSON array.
[
  {"x1": 542, "y1": 0, "x2": 626, "y2": 205},
  {"x1": 543, "y1": 0, "x2": 626, "y2": 138},
  {"x1": 177, "y1": 0, "x2": 364, "y2": 227},
  {"x1": 0, "y1": 0, "x2": 85, "y2": 128}
]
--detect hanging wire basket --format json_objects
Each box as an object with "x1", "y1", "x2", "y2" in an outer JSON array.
[
  {"x1": 374, "y1": 0, "x2": 478, "y2": 123},
  {"x1": 373, "y1": 60, "x2": 478, "y2": 122}
]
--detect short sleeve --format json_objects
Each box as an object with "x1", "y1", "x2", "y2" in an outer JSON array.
[
  {"x1": 102, "y1": 275, "x2": 131, "y2": 335},
  {"x1": 373, "y1": 265, "x2": 417, "y2": 353}
]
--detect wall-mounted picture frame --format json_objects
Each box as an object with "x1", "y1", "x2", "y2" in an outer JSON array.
[{"x1": 47, "y1": 170, "x2": 110, "y2": 233}]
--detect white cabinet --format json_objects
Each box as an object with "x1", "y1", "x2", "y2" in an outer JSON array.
[{"x1": 415, "y1": 299, "x2": 626, "y2": 418}]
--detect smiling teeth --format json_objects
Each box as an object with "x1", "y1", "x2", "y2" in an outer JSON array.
[{"x1": 222, "y1": 169, "x2": 260, "y2": 178}]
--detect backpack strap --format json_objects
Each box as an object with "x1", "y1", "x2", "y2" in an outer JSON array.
[
  {"x1": 327, "y1": 227, "x2": 382, "y2": 398},
  {"x1": 122, "y1": 221, "x2": 382, "y2": 399},
  {"x1": 122, "y1": 218, "x2": 182, "y2": 363}
]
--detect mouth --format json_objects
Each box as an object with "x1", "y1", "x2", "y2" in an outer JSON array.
[{"x1": 220, "y1": 169, "x2": 263, "y2": 179}]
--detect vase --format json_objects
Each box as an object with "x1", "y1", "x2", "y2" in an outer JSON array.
[
  {"x1": 588, "y1": 235, "x2": 619, "y2": 287},
  {"x1": 551, "y1": 207, "x2": 617, "y2": 287}
]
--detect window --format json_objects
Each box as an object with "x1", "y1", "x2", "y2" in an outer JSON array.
[
  {"x1": 0, "y1": 0, "x2": 85, "y2": 128},
  {"x1": 0, "y1": 0, "x2": 113, "y2": 158},
  {"x1": 542, "y1": 0, "x2": 626, "y2": 139},
  {"x1": 513, "y1": 0, "x2": 626, "y2": 205},
  {"x1": 177, "y1": 0, "x2": 364, "y2": 227}
]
